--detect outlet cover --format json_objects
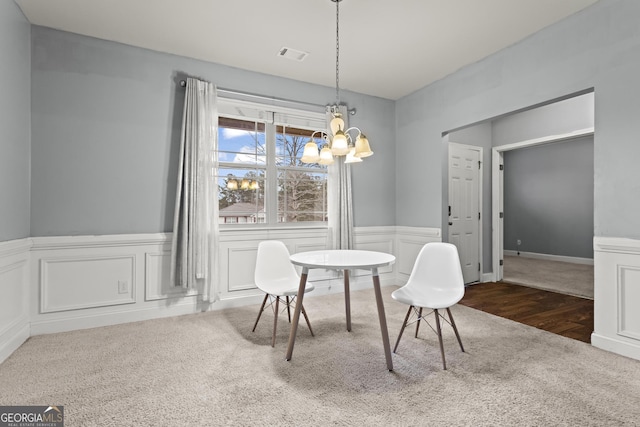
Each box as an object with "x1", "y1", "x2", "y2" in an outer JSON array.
[{"x1": 118, "y1": 280, "x2": 129, "y2": 294}]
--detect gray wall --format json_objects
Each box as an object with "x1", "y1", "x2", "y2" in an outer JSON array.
[
  {"x1": 503, "y1": 137, "x2": 594, "y2": 258},
  {"x1": 30, "y1": 26, "x2": 396, "y2": 236},
  {"x1": 492, "y1": 92, "x2": 594, "y2": 146},
  {"x1": 396, "y1": 0, "x2": 640, "y2": 244},
  {"x1": 0, "y1": 1, "x2": 31, "y2": 242}
]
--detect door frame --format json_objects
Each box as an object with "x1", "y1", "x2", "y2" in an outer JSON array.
[
  {"x1": 448, "y1": 142, "x2": 483, "y2": 283},
  {"x1": 491, "y1": 127, "x2": 594, "y2": 281}
]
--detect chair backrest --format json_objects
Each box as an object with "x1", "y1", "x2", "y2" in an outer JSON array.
[
  {"x1": 406, "y1": 242, "x2": 465, "y2": 296},
  {"x1": 254, "y1": 240, "x2": 299, "y2": 288}
]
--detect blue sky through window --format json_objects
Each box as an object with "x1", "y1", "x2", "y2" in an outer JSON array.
[{"x1": 219, "y1": 127, "x2": 266, "y2": 164}]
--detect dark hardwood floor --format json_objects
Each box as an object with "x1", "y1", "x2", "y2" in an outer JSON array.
[{"x1": 459, "y1": 281, "x2": 594, "y2": 343}]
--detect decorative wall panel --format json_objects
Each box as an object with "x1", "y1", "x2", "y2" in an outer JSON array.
[
  {"x1": 396, "y1": 227, "x2": 441, "y2": 282},
  {"x1": 145, "y1": 251, "x2": 196, "y2": 301},
  {"x1": 593, "y1": 237, "x2": 640, "y2": 361},
  {"x1": 40, "y1": 255, "x2": 135, "y2": 313},
  {"x1": 618, "y1": 265, "x2": 640, "y2": 340}
]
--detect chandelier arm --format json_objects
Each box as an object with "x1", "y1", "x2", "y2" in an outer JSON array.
[
  {"x1": 310, "y1": 130, "x2": 330, "y2": 148},
  {"x1": 310, "y1": 130, "x2": 329, "y2": 140}
]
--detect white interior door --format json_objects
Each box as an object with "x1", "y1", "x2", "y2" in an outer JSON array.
[{"x1": 448, "y1": 143, "x2": 481, "y2": 284}]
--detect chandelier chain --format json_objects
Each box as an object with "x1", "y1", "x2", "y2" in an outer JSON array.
[{"x1": 335, "y1": 0, "x2": 340, "y2": 105}]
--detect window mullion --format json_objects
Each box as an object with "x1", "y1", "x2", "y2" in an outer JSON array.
[{"x1": 265, "y1": 115, "x2": 278, "y2": 225}]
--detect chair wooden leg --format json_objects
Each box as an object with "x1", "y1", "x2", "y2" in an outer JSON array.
[
  {"x1": 415, "y1": 307, "x2": 423, "y2": 338},
  {"x1": 394, "y1": 305, "x2": 413, "y2": 353},
  {"x1": 271, "y1": 297, "x2": 280, "y2": 347},
  {"x1": 252, "y1": 294, "x2": 269, "y2": 332},
  {"x1": 447, "y1": 307, "x2": 464, "y2": 352},
  {"x1": 286, "y1": 296, "x2": 291, "y2": 323},
  {"x1": 300, "y1": 304, "x2": 314, "y2": 337},
  {"x1": 434, "y1": 309, "x2": 447, "y2": 370}
]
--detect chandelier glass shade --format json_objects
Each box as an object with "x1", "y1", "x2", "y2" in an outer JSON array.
[{"x1": 300, "y1": 0, "x2": 373, "y2": 166}]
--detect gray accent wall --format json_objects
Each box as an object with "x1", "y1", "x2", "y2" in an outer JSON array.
[
  {"x1": 0, "y1": 1, "x2": 31, "y2": 242},
  {"x1": 30, "y1": 26, "x2": 395, "y2": 236},
  {"x1": 396, "y1": 0, "x2": 640, "y2": 243},
  {"x1": 503, "y1": 137, "x2": 594, "y2": 258}
]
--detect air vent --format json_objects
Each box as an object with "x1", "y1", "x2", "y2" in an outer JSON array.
[{"x1": 277, "y1": 47, "x2": 308, "y2": 62}]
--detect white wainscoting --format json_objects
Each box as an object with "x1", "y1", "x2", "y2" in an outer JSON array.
[
  {"x1": 29, "y1": 234, "x2": 201, "y2": 336},
  {"x1": 0, "y1": 238, "x2": 31, "y2": 363},
  {"x1": 0, "y1": 226, "x2": 441, "y2": 363},
  {"x1": 592, "y1": 236, "x2": 640, "y2": 360},
  {"x1": 218, "y1": 226, "x2": 400, "y2": 302},
  {"x1": 25, "y1": 227, "x2": 406, "y2": 335},
  {"x1": 217, "y1": 227, "x2": 331, "y2": 303},
  {"x1": 6, "y1": 231, "x2": 640, "y2": 364},
  {"x1": 395, "y1": 226, "x2": 442, "y2": 284}
]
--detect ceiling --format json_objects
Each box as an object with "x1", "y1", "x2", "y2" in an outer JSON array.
[{"x1": 16, "y1": 0, "x2": 598, "y2": 100}]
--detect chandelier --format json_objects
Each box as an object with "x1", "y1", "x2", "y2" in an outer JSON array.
[
  {"x1": 226, "y1": 175, "x2": 259, "y2": 191},
  {"x1": 301, "y1": 0, "x2": 373, "y2": 165}
]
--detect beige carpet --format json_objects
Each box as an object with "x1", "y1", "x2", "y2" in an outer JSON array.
[
  {"x1": 503, "y1": 255, "x2": 594, "y2": 299},
  {"x1": 1, "y1": 287, "x2": 637, "y2": 426}
]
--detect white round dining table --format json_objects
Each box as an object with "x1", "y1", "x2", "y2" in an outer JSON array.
[{"x1": 286, "y1": 249, "x2": 396, "y2": 371}]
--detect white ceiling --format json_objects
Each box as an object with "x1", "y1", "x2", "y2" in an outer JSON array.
[{"x1": 16, "y1": 0, "x2": 598, "y2": 100}]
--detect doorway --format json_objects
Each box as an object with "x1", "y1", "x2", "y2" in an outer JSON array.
[
  {"x1": 444, "y1": 90, "x2": 594, "y2": 296},
  {"x1": 491, "y1": 127, "x2": 595, "y2": 286}
]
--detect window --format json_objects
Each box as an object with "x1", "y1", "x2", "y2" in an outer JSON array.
[{"x1": 217, "y1": 99, "x2": 328, "y2": 226}]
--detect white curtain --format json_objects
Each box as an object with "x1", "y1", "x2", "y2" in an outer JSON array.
[
  {"x1": 170, "y1": 77, "x2": 220, "y2": 303},
  {"x1": 327, "y1": 105, "x2": 354, "y2": 250}
]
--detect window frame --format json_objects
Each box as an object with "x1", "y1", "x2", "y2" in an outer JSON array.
[{"x1": 217, "y1": 97, "x2": 328, "y2": 229}]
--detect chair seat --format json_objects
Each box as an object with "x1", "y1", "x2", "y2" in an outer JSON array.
[
  {"x1": 255, "y1": 278, "x2": 315, "y2": 297},
  {"x1": 391, "y1": 283, "x2": 463, "y2": 309}
]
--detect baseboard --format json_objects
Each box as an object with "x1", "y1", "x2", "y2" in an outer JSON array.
[
  {"x1": 591, "y1": 333, "x2": 640, "y2": 361},
  {"x1": 481, "y1": 273, "x2": 494, "y2": 283},
  {"x1": 504, "y1": 250, "x2": 593, "y2": 265}
]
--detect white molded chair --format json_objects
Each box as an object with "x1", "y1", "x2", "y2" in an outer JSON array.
[
  {"x1": 252, "y1": 240, "x2": 315, "y2": 347},
  {"x1": 392, "y1": 242, "x2": 465, "y2": 369}
]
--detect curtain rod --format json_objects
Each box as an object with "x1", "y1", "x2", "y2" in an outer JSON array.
[{"x1": 179, "y1": 79, "x2": 327, "y2": 112}]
